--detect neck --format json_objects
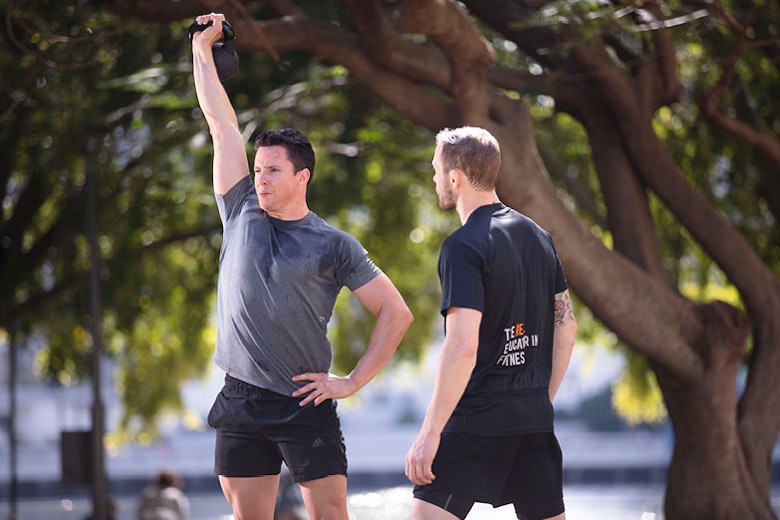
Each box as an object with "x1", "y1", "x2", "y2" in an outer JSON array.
[
  {"x1": 456, "y1": 190, "x2": 500, "y2": 225},
  {"x1": 267, "y1": 201, "x2": 310, "y2": 221}
]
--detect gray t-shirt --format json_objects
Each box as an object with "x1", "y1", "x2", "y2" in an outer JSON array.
[{"x1": 214, "y1": 176, "x2": 381, "y2": 395}]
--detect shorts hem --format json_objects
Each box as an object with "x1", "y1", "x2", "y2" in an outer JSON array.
[
  {"x1": 216, "y1": 469, "x2": 283, "y2": 478},
  {"x1": 290, "y1": 469, "x2": 348, "y2": 484}
]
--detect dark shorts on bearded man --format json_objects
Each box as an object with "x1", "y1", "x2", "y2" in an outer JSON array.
[
  {"x1": 413, "y1": 431, "x2": 565, "y2": 520},
  {"x1": 208, "y1": 374, "x2": 347, "y2": 483}
]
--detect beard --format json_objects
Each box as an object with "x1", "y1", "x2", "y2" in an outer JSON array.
[{"x1": 437, "y1": 182, "x2": 456, "y2": 211}]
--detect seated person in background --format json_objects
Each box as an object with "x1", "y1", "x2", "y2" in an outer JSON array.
[{"x1": 137, "y1": 469, "x2": 190, "y2": 520}]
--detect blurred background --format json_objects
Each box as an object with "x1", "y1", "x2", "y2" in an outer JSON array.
[
  {"x1": 1, "y1": 338, "x2": 679, "y2": 519},
  {"x1": 2, "y1": 1, "x2": 779, "y2": 519}
]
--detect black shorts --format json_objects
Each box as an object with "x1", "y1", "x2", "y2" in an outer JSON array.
[
  {"x1": 413, "y1": 431, "x2": 564, "y2": 520},
  {"x1": 207, "y1": 375, "x2": 347, "y2": 483}
]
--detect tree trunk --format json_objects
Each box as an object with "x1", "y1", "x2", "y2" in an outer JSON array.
[
  {"x1": 101, "y1": 1, "x2": 780, "y2": 517},
  {"x1": 655, "y1": 301, "x2": 774, "y2": 519}
]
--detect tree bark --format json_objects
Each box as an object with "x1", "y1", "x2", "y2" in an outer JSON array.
[
  {"x1": 659, "y1": 302, "x2": 773, "y2": 520},
  {"x1": 103, "y1": 1, "x2": 780, "y2": 518}
]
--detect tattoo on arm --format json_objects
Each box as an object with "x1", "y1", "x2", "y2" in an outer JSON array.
[{"x1": 554, "y1": 291, "x2": 575, "y2": 326}]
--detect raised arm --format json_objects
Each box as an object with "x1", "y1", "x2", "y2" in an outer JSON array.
[
  {"x1": 550, "y1": 289, "x2": 577, "y2": 401},
  {"x1": 191, "y1": 13, "x2": 248, "y2": 195}
]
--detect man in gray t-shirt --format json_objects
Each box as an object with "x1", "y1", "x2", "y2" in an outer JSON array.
[
  {"x1": 192, "y1": 12, "x2": 413, "y2": 520},
  {"x1": 215, "y1": 175, "x2": 383, "y2": 396}
]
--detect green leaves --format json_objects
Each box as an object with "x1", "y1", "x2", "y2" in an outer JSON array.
[
  {"x1": 1, "y1": 4, "x2": 448, "y2": 438},
  {"x1": 1, "y1": 1, "x2": 218, "y2": 439}
]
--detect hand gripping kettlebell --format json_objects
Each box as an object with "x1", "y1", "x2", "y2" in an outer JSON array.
[{"x1": 188, "y1": 20, "x2": 239, "y2": 82}]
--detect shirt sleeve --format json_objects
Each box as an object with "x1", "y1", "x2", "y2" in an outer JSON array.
[
  {"x1": 335, "y1": 232, "x2": 382, "y2": 291},
  {"x1": 554, "y1": 255, "x2": 568, "y2": 294},
  {"x1": 438, "y1": 235, "x2": 485, "y2": 316},
  {"x1": 215, "y1": 175, "x2": 253, "y2": 225},
  {"x1": 548, "y1": 234, "x2": 568, "y2": 294}
]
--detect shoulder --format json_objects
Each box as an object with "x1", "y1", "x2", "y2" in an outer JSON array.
[
  {"x1": 217, "y1": 175, "x2": 254, "y2": 202},
  {"x1": 161, "y1": 487, "x2": 186, "y2": 499},
  {"x1": 307, "y1": 213, "x2": 364, "y2": 246},
  {"x1": 497, "y1": 206, "x2": 554, "y2": 243},
  {"x1": 216, "y1": 176, "x2": 258, "y2": 220},
  {"x1": 494, "y1": 204, "x2": 533, "y2": 228},
  {"x1": 440, "y1": 227, "x2": 485, "y2": 269},
  {"x1": 444, "y1": 207, "x2": 496, "y2": 253},
  {"x1": 441, "y1": 228, "x2": 471, "y2": 254}
]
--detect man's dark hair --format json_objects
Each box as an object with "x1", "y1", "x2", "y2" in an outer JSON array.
[
  {"x1": 253, "y1": 128, "x2": 316, "y2": 183},
  {"x1": 154, "y1": 469, "x2": 183, "y2": 490}
]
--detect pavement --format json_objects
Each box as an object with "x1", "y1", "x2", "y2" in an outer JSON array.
[
  {"x1": 0, "y1": 484, "x2": 675, "y2": 520},
  {"x1": 0, "y1": 419, "x2": 676, "y2": 519},
  {"x1": 4, "y1": 383, "x2": 780, "y2": 520},
  {"x1": 2, "y1": 420, "x2": 780, "y2": 520}
]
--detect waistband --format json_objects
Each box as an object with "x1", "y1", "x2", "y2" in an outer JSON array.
[{"x1": 223, "y1": 374, "x2": 289, "y2": 400}]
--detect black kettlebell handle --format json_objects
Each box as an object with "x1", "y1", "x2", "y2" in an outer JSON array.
[
  {"x1": 188, "y1": 20, "x2": 235, "y2": 42},
  {"x1": 189, "y1": 20, "x2": 239, "y2": 82}
]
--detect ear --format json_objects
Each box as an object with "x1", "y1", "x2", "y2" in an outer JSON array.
[
  {"x1": 298, "y1": 168, "x2": 311, "y2": 185},
  {"x1": 448, "y1": 168, "x2": 463, "y2": 189}
]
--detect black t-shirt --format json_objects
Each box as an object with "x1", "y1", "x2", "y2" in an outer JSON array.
[{"x1": 438, "y1": 203, "x2": 568, "y2": 435}]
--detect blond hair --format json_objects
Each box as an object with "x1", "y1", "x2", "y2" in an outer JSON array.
[{"x1": 435, "y1": 127, "x2": 501, "y2": 190}]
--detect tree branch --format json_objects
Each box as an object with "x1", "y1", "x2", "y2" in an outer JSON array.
[
  {"x1": 448, "y1": 94, "x2": 704, "y2": 378},
  {"x1": 234, "y1": 16, "x2": 459, "y2": 130},
  {"x1": 397, "y1": 0, "x2": 494, "y2": 123},
  {"x1": 567, "y1": 35, "x2": 777, "y2": 312},
  {"x1": 701, "y1": 98, "x2": 780, "y2": 166},
  {"x1": 699, "y1": 38, "x2": 780, "y2": 166},
  {"x1": 100, "y1": 0, "x2": 206, "y2": 20},
  {"x1": 7, "y1": 223, "x2": 220, "y2": 323},
  {"x1": 338, "y1": 0, "x2": 451, "y2": 91}
]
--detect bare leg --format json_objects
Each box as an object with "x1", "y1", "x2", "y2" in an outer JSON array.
[
  {"x1": 410, "y1": 497, "x2": 460, "y2": 520},
  {"x1": 298, "y1": 474, "x2": 349, "y2": 520},
  {"x1": 219, "y1": 474, "x2": 280, "y2": 520}
]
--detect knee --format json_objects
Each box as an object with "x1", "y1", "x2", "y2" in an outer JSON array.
[{"x1": 303, "y1": 494, "x2": 348, "y2": 520}]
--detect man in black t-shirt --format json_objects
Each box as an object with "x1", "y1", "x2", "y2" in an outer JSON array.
[{"x1": 406, "y1": 127, "x2": 577, "y2": 520}]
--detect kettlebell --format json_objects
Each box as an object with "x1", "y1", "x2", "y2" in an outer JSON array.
[{"x1": 189, "y1": 20, "x2": 239, "y2": 82}]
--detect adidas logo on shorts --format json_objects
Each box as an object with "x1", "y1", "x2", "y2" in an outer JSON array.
[{"x1": 311, "y1": 437, "x2": 326, "y2": 448}]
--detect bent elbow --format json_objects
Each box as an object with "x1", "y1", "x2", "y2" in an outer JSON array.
[
  {"x1": 461, "y1": 345, "x2": 479, "y2": 371},
  {"x1": 401, "y1": 304, "x2": 414, "y2": 328},
  {"x1": 393, "y1": 303, "x2": 414, "y2": 336},
  {"x1": 448, "y1": 338, "x2": 478, "y2": 368}
]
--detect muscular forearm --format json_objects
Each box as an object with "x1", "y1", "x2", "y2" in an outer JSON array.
[
  {"x1": 550, "y1": 321, "x2": 577, "y2": 402},
  {"x1": 344, "y1": 274, "x2": 413, "y2": 392},
  {"x1": 405, "y1": 350, "x2": 473, "y2": 487},
  {"x1": 349, "y1": 299, "x2": 413, "y2": 391},
  {"x1": 549, "y1": 289, "x2": 577, "y2": 401},
  {"x1": 291, "y1": 280, "x2": 412, "y2": 407},
  {"x1": 405, "y1": 307, "x2": 479, "y2": 486},
  {"x1": 419, "y1": 307, "x2": 480, "y2": 436},
  {"x1": 192, "y1": 40, "x2": 238, "y2": 135},
  {"x1": 419, "y1": 339, "x2": 475, "y2": 437}
]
